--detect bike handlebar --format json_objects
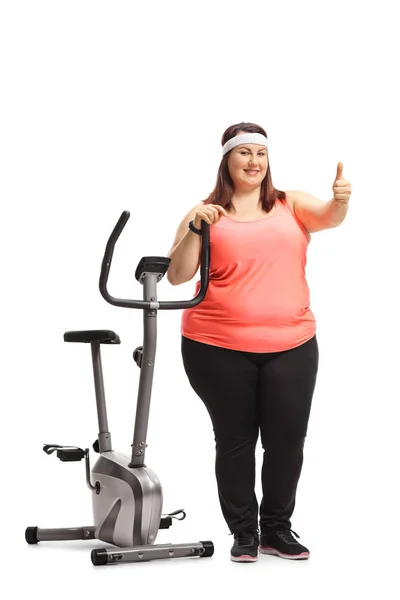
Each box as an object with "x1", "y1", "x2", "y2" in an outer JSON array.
[{"x1": 99, "y1": 211, "x2": 210, "y2": 309}]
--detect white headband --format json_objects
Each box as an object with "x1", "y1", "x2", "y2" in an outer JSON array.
[{"x1": 222, "y1": 133, "x2": 268, "y2": 156}]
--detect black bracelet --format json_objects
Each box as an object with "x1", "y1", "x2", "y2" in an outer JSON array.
[{"x1": 188, "y1": 220, "x2": 202, "y2": 235}]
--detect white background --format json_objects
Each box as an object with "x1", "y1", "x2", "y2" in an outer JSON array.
[{"x1": 1, "y1": 0, "x2": 399, "y2": 598}]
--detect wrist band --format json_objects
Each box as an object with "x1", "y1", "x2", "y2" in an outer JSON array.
[{"x1": 188, "y1": 220, "x2": 202, "y2": 235}]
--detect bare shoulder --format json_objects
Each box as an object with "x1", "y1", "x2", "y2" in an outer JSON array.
[
  {"x1": 284, "y1": 190, "x2": 298, "y2": 209},
  {"x1": 285, "y1": 190, "x2": 309, "y2": 209},
  {"x1": 285, "y1": 190, "x2": 329, "y2": 216}
]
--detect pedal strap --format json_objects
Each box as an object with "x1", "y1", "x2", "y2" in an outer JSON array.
[
  {"x1": 162, "y1": 509, "x2": 186, "y2": 521},
  {"x1": 43, "y1": 444, "x2": 84, "y2": 453},
  {"x1": 43, "y1": 444, "x2": 86, "y2": 462}
]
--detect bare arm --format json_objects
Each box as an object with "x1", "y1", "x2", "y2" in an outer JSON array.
[
  {"x1": 167, "y1": 203, "x2": 228, "y2": 286},
  {"x1": 166, "y1": 206, "x2": 203, "y2": 286},
  {"x1": 287, "y1": 163, "x2": 352, "y2": 233},
  {"x1": 287, "y1": 190, "x2": 350, "y2": 233}
]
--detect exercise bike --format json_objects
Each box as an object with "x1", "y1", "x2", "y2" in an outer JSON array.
[{"x1": 25, "y1": 210, "x2": 213, "y2": 565}]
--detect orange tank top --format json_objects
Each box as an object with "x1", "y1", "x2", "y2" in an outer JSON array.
[{"x1": 181, "y1": 198, "x2": 316, "y2": 352}]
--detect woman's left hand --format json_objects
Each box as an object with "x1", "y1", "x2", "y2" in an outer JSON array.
[{"x1": 333, "y1": 162, "x2": 352, "y2": 204}]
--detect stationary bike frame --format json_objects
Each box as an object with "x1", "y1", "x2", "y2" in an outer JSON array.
[{"x1": 25, "y1": 211, "x2": 213, "y2": 565}]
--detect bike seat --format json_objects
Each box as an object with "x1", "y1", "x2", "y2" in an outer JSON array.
[{"x1": 63, "y1": 330, "x2": 121, "y2": 344}]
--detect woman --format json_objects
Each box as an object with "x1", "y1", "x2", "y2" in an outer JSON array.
[{"x1": 167, "y1": 122, "x2": 351, "y2": 563}]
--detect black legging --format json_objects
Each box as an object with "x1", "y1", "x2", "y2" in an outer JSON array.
[{"x1": 181, "y1": 335, "x2": 319, "y2": 534}]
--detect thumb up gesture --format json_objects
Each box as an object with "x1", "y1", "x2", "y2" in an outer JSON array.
[{"x1": 333, "y1": 162, "x2": 352, "y2": 204}]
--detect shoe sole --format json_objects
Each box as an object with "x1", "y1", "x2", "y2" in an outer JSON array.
[
  {"x1": 259, "y1": 546, "x2": 309, "y2": 560},
  {"x1": 230, "y1": 554, "x2": 258, "y2": 563}
]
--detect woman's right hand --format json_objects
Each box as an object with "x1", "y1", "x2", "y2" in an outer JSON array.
[{"x1": 193, "y1": 203, "x2": 228, "y2": 229}]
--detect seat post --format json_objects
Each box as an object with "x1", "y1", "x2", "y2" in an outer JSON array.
[{"x1": 90, "y1": 341, "x2": 112, "y2": 453}]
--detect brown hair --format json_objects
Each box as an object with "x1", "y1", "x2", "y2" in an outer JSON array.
[{"x1": 203, "y1": 122, "x2": 286, "y2": 213}]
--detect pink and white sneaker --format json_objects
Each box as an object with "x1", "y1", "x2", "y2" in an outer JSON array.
[{"x1": 259, "y1": 529, "x2": 310, "y2": 560}]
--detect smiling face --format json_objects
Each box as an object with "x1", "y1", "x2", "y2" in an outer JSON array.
[{"x1": 227, "y1": 138, "x2": 268, "y2": 191}]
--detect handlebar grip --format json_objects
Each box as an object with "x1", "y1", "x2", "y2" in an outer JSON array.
[
  {"x1": 100, "y1": 211, "x2": 130, "y2": 292},
  {"x1": 159, "y1": 218, "x2": 210, "y2": 309}
]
